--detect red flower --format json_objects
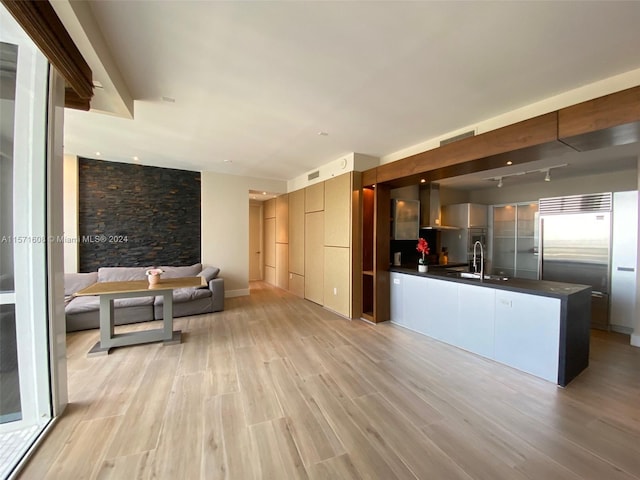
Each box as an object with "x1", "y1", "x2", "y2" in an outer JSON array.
[{"x1": 416, "y1": 238, "x2": 429, "y2": 264}]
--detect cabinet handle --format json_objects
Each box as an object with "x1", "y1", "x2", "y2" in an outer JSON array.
[{"x1": 617, "y1": 266, "x2": 635, "y2": 272}]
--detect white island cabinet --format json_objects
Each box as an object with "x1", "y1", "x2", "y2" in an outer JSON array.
[
  {"x1": 494, "y1": 290, "x2": 560, "y2": 382},
  {"x1": 389, "y1": 270, "x2": 590, "y2": 386}
]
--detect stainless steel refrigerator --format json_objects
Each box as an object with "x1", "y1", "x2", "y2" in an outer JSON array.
[{"x1": 539, "y1": 193, "x2": 612, "y2": 330}]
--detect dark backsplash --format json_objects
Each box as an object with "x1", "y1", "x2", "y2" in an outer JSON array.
[
  {"x1": 391, "y1": 229, "x2": 439, "y2": 266},
  {"x1": 78, "y1": 158, "x2": 201, "y2": 272}
]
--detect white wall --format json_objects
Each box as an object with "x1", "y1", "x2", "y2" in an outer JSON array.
[
  {"x1": 63, "y1": 154, "x2": 78, "y2": 273},
  {"x1": 201, "y1": 172, "x2": 286, "y2": 297}
]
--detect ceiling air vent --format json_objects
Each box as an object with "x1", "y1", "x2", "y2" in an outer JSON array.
[
  {"x1": 440, "y1": 130, "x2": 475, "y2": 146},
  {"x1": 308, "y1": 170, "x2": 320, "y2": 181}
]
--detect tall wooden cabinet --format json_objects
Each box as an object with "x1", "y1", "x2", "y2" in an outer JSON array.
[
  {"x1": 288, "y1": 189, "x2": 305, "y2": 297},
  {"x1": 264, "y1": 198, "x2": 276, "y2": 285},
  {"x1": 275, "y1": 194, "x2": 289, "y2": 290},
  {"x1": 304, "y1": 183, "x2": 325, "y2": 305},
  {"x1": 265, "y1": 172, "x2": 361, "y2": 318}
]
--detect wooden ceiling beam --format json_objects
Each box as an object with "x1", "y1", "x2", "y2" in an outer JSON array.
[{"x1": 2, "y1": 0, "x2": 93, "y2": 109}]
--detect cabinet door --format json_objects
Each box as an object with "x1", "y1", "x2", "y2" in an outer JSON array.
[
  {"x1": 492, "y1": 205, "x2": 516, "y2": 277},
  {"x1": 264, "y1": 218, "x2": 276, "y2": 268},
  {"x1": 288, "y1": 189, "x2": 305, "y2": 275},
  {"x1": 403, "y1": 274, "x2": 429, "y2": 333},
  {"x1": 494, "y1": 290, "x2": 560, "y2": 382},
  {"x1": 276, "y1": 194, "x2": 289, "y2": 243},
  {"x1": 390, "y1": 273, "x2": 404, "y2": 326},
  {"x1": 324, "y1": 246, "x2": 350, "y2": 317},
  {"x1": 305, "y1": 183, "x2": 324, "y2": 213},
  {"x1": 457, "y1": 284, "x2": 495, "y2": 358},
  {"x1": 304, "y1": 211, "x2": 324, "y2": 304},
  {"x1": 515, "y1": 203, "x2": 538, "y2": 279},
  {"x1": 276, "y1": 243, "x2": 289, "y2": 290},
  {"x1": 324, "y1": 173, "x2": 351, "y2": 247},
  {"x1": 423, "y1": 277, "x2": 459, "y2": 344}
]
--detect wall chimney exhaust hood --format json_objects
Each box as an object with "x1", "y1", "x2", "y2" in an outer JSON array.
[{"x1": 420, "y1": 183, "x2": 460, "y2": 230}]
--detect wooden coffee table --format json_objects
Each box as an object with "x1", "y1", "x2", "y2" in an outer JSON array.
[{"x1": 76, "y1": 276, "x2": 206, "y2": 357}]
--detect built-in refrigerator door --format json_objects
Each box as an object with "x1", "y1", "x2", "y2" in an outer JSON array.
[
  {"x1": 610, "y1": 191, "x2": 638, "y2": 332},
  {"x1": 539, "y1": 212, "x2": 610, "y2": 293}
]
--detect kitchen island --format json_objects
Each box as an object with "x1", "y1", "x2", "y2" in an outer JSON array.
[{"x1": 389, "y1": 267, "x2": 592, "y2": 386}]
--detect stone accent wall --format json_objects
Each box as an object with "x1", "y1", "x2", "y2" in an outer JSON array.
[{"x1": 78, "y1": 158, "x2": 201, "y2": 272}]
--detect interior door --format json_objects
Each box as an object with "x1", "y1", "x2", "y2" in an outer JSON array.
[{"x1": 249, "y1": 203, "x2": 263, "y2": 281}]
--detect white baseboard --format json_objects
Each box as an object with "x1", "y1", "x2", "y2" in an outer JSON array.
[
  {"x1": 225, "y1": 288, "x2": 249, "y2": 298},
  {"x1": 631, "y1": 333, "x2": 640, "y2": 348},
  {"x1": 610, "y1": 325, "x2": 634, "y2": 335}
]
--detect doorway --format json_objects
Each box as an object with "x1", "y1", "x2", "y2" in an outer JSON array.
[{"x1": 249, "y1": 202, "x2": 263, "y2": 281}]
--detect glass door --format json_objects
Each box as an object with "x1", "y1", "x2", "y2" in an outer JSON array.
[
  {"x1": 491, "y1": 202, "x2": 540, "y2": 279},
  {"x1": 1, "y1": 4, "x2": 53, "y2": 477}
]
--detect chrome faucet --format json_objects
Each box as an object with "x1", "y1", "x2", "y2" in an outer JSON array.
[{"x1": 472, "y1": 241, "x2": 484, "y2": 281}]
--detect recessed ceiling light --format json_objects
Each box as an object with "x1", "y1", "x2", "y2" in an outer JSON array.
[
  {"x1": 132, "y1": 156, "x2": 139, "y2": 161},
  {"x1": 318, "y1": 131, "x2": 328, "y2": 136},
  {"x1": 262, "y1": 192, "x2": 267, "y2": 195},
  {"x1": 161, "y1": 96, "x2": 176, "y2": 103},
  {"x1": 95, "y1": 151, "x2": 101, "y2": 156},
  {"x1": 223, "y1": 159, "x2": 232, "y2": 163},
  {"x1": 506, "y1": 161, "x2": 513, "y2": 165},
  {"x1": 420, "y1": 179, "x2": 426, "y2": 183}
]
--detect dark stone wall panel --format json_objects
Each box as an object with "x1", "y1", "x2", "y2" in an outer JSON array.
[{"x1": 78, "y1": 158, "x2": 201, "y2": 272}]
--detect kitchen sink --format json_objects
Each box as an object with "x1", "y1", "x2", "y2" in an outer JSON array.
[{"x1": 458, "y1": 272, "x2": 509, "y2": 281}]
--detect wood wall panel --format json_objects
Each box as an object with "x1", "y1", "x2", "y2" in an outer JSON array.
[
  {"x1": 276, "y1": 244, "x2": 289, "y2": 290},
  {"x1": 264, "y1": 218, "x2": 276, "y2": 268},
  {"x1": 304, "y1": 212, "x2": 324, "y2": 305},
  {"x1": 289, "y1": 273, "x2": 304, "y2": 298},
  {"x1": 264, "y1": 266, "x2": 276, "y2": 286},
  {"x1": 288, "y1": 189, "x2": 305, "y2": 275},
  {"x1": 305, "y1": 183, "x2": 324, "y2": 213},
  {"x1": 264, "y1": 198, "x2": 276, "y2": 219},
  {"x1": 276, "y1": 195, "x2": 289, "y2": 243},
  {"x1": 324, "y1": 173, "x2": 351, "y2": 247},
  {"x1": 324, "y1": 246, "x2": 351, "y2": 317}
]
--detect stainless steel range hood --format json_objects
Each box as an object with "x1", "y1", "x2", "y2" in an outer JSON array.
[{"x1": 419, "y1": 183, "x2": 460, "y2": 230}]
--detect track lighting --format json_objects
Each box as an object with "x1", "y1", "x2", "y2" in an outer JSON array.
[
  {"x1": 544, "y1": 170, "x2": 551, "y2": 182},
  {"x1": 497, "y1": 177, "x2": 503, "y2": 188}
]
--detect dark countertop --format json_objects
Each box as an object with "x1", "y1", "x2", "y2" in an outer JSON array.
[{"x1": 389, "y1": 266, "x2": 591, "y2": 299}]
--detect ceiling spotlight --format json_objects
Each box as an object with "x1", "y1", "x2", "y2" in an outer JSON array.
[
  {"x1": 132, "y1": 156, "x2": 139, "y2": 161},
  {"x1": 506, "y1": 161, "x2": 513, "y2": 166},
  {"x1": 262, "y1": 192, "x2": 267, "y2": 195},
  {"x1": 497, "y1": 177, "x2": 503, "y2": 188},
  {"x1": 420, "y1": 179, "x2": 426, "y2": 183},
  {"x1": 544, "y1": 170, "x2": 551, "y2": 182},
  {"x1": 95, "y1": 151, "x2": 101, "y2": 156}
]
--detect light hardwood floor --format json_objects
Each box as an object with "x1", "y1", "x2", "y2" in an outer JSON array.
[{"x1": 20, "y1": 282, "x2": 640, "y2": 479}]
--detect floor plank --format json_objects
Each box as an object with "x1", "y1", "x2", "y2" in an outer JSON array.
[{"x1": 19, "y1": 281, "x2": 640, "y2": 480}]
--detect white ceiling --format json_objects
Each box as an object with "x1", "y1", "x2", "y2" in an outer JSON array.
[{"x1": 61, "y1": 1, "x2": 640, "y2": 182}]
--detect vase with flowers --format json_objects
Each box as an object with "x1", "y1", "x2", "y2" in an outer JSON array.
[
  {"x1": 416, "y1": 237, "x2": 430, "y2": 272},
  {"x1": 145, "y1": 268, "x2": 164, "y2": 285}
]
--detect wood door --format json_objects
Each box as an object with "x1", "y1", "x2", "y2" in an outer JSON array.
[{"x1": 249, "y1": 203, "x2": 263, "y2": 281}]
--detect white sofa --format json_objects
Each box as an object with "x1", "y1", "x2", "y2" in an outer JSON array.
[{"x1": 64, "y1": 263, "x2": 224, "y2": 332}]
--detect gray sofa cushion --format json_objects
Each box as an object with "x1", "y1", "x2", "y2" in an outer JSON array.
[
  {"x1": 66, "y1": 294, "x2": 154, "y2": 315},
  {"x1": 198, "y1": 267, "x2": 220, "y2": 285},
  {"x1": 153, "y1": 287, "x2": 211, "y2": 305},
  {"x1": 65, "y1": 272, "x2": 98, "y2": 296},
  {"x1": 98, "y1": 266, "x2": 150, "y2": 282},
  {"x1": 158, "y1": 263, "x2": 202, "y2": 279}
]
